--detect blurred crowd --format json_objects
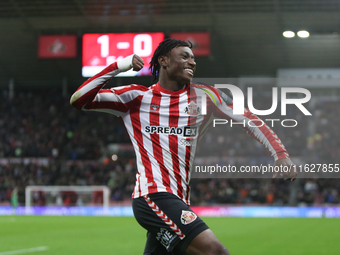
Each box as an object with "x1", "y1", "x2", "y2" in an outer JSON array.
[
  {"x1": 0, "y1": 88, "x2": 129, "y2": 160},
  {"x1": 0, "y1": 87, "x2": 339, "y2": 206}
]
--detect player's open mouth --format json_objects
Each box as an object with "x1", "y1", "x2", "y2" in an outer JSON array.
[{"x1": 185, "y1": 69, "x2": 194, "y2": 76}]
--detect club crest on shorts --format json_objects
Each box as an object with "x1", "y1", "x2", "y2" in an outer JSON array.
[{"x1": 180, "y1": 210, "x2": 197, "y2": 225}]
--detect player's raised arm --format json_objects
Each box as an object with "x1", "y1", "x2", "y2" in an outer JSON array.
[
  {"x1": 70, "y1": 54, "x2": 144, "y2": 110},
  {"x1": 209, "y1": 87, "x2": 297, "y2": 181}
]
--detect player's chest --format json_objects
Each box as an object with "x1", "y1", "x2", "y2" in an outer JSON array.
[{"x1": 138, "y1": 93, "x2": 204, "y2": 123}]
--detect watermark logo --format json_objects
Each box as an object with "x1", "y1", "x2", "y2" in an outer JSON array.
[
  {"x1": 196, "y1": 84, "x2": 312, "y2": 128},
  {"x1": 200, "y1": 84, "x2": 312, "y2": 116}
]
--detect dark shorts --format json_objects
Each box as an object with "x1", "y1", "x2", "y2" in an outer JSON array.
[{"x1": 132, "y1": 192, "x2": 209, "y2": 255}]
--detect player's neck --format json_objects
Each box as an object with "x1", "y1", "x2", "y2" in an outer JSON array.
[{"x1": 158, "y1": 77, "x2": 185, "y2": 92}]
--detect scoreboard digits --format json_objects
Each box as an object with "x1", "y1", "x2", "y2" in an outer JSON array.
[{"x1": 83, "y1": 32, "x2": 164, "y2": 77}]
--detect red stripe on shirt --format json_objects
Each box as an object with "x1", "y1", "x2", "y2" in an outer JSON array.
[
  {"x1": 169, "y1": 95, "x2": 183, "y2": 199},
  {"x1": 149, "y1": 93, "x2": 172, "y2": 193},
  {"x1": 127, "y1": 97, "x2": 157, "y2": 194}
]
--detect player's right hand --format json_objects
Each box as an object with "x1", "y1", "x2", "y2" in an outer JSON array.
[{"x1": 132, "y1": 55, "x2": 144, "y2": 71}]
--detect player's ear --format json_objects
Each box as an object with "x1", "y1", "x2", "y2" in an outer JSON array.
[{"x1": 158, "y1": 55, "x2": 169, "y2": 68}]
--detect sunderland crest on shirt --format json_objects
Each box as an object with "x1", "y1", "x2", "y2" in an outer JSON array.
[
  {"x1": 180, "y1": 210, "x2": 197, "y2": 225},
  {"x1": 185, "y1": 101, "x2": 200, "y2": 116},
  {"x1": 150, "y1": 104, "x2": 160, "y2": 112}
]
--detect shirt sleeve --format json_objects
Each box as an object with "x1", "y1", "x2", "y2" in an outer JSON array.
[
  {"x1": 70, "y1": 60, "x2": 146, "y2": 117},
  {"x1": 207, "y1": 87, "x2": 290, "y2": 161}
]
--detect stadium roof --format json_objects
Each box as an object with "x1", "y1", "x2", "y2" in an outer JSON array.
[{"x1": 0, "y1": 0, "x2": 339, "y2": 86}]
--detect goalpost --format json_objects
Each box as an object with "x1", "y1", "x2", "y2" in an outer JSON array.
[{"x1": 25, "y1": 186, "x2": 110, "y2": 209}]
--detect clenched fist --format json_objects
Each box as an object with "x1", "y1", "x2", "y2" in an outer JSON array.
[
  {"x1": 132, "y1": 55, "x2": 144, "y2": 71},
  {"x1": 273, "y1": 158, "x2": 298, "y2": 181}
]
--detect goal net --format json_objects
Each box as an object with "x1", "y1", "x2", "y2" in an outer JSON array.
[{"x1": 25, "y1": 186, "x2": 110, "y2": 209}]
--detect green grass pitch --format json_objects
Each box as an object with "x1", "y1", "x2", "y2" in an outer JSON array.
[{"x1": 1, "y1": 216, "x2": 339, "y2": 254}]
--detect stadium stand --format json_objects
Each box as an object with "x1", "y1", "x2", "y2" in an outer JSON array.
[{"x1": 0, "y1": 88, "x2": 339, "y2": 206}]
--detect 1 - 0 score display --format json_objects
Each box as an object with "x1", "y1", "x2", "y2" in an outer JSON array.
[{"x1": 82, "y1": 32, "x2": 164, "y2": 77}]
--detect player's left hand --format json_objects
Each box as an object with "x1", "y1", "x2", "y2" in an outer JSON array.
[{"x1": 273, "y1": 158, "x2": 297, "y2": 181}]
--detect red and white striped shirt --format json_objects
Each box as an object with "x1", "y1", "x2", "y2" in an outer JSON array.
[{"x1": 71, "y1": 61, "x2": 289, "y2": 205}]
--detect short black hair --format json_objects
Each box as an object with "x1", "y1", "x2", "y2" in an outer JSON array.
[{"x1": 149, "y1": 38, "x2": 192, "y2": 83}]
